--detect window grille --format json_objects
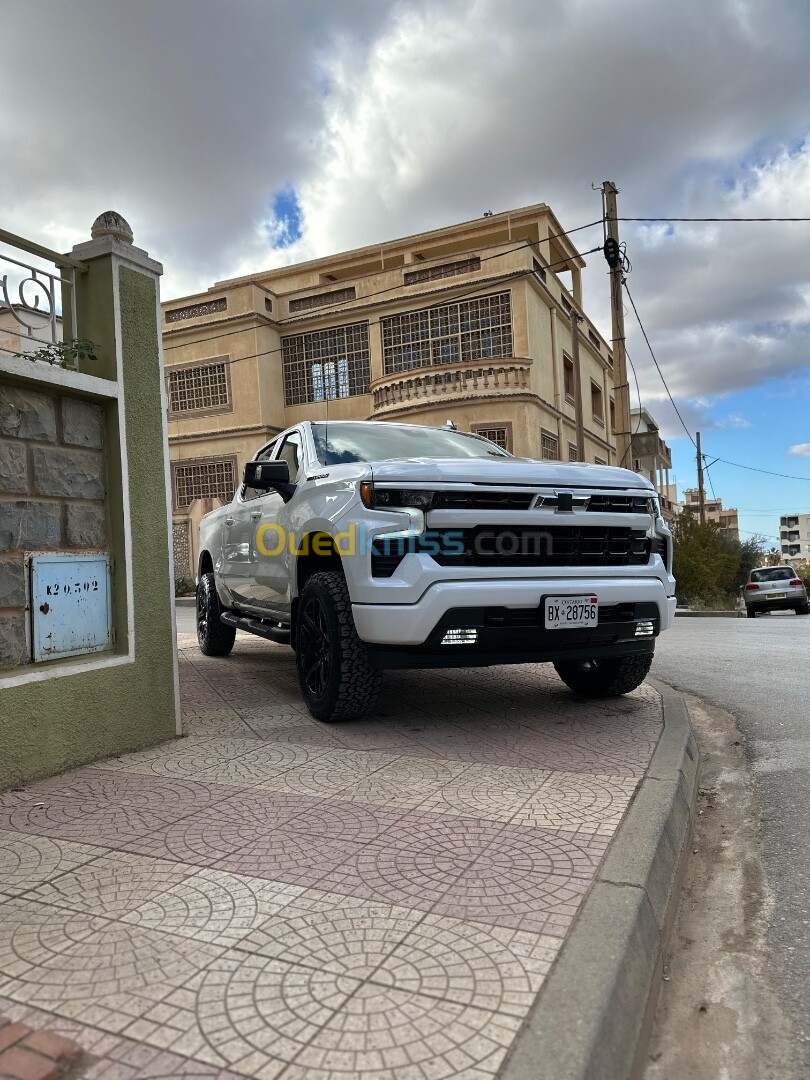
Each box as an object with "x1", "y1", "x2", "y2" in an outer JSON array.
[
  {"x1": 288, "y1": 287, "x2": 356, "y2": 313},
  {"x1": 282, "y1": 322, "x2": 370, "y2": 406},
  {"x1": 165, "y1": 298, "x2": 227, "y2": 323},
  {"x1": 403, "y1": 257, "x2": 481, "y2": 285},
  {"x1": 568, "y1": 443, "x2": 578, "y2": 461},
  {"x1": 173, "y1": 459, "x2": 235, "y2": 508},
  {"x1": 594, "y1": 456, "x2": 607, "y2": 466},
  {"x1": 474, "y1": 426, "x2": 509, "y2": 451},
  {"x1": 168, "y1": 362, "x2": 229, "y2": 413},
  {"x1": 541, "y1": 429, "x2": 559, "y2": 460},
  {"x1": 382, "y1": 292, "x2": 512, "y2": 375}
]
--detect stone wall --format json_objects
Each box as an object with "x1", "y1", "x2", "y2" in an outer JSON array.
[
  {"x1": 0, "y1": 384, "x2": 107, "y2": 667},
  {"x1": 172, "y1": 519, "x2": 191, "y2": 579}
]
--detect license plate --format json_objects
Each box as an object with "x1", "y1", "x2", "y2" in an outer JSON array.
[
  {"x1": 544, "y1": 595, "x2": 598, "y2": 629},
  {"x1": 769, "y1": 593, "x2": 786, "y2": 600}
]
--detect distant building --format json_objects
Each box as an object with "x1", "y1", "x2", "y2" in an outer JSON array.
[
  {"x1": 0, "y1": 306, "x2": 62, "y2": 356},
  {"x1": 682, "y1": 488, "x2": 739, "y2": 540},
  {"x1": 779, "y1": 513, "x2": 810, "y2": 561},
  {"x1": 629, "y1": 407, "x2": 675, "y2": 520}
]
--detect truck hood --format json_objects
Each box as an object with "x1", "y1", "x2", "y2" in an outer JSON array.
[{"x1": 368, "y1": 457, "x2": 653, "y2": 490}]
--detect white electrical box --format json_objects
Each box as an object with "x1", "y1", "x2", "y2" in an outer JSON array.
[{"x1": 30, "y1": 554, "x2": 112, "y2": 662}]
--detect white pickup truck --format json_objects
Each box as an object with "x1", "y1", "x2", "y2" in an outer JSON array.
[{"x1": 196, "y1": 420, "x2": 675, "y2": 721}]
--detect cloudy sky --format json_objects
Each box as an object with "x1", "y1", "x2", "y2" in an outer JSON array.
[{"x1": 3, "y1": 0, "x2": 809, "y2": 541}]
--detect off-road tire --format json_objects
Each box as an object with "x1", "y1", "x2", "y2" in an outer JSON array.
[
  {"x1": 554, "y1": 652, "x2": 654, "y2": 698},
  {"x1": 197, "y1": 572, "x2": 236, "y2": 656},
  {"x1": 295, "y1": 571, "x2": 382, "y2": 722}
]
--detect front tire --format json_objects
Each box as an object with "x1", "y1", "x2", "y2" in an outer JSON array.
[
  {"x1": 554, "y1": 652, "x2": 653, "y2": 697},
  {"x1": 197, "y1": 573, "x2": 236, "y2": 656},
  {"x1": 295, "y1": 571, "x2": 382, "y2": 722}
]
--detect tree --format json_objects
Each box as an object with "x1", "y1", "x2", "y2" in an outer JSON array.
[
  {"x1": 670, "y1": 510, "x2": 741, "y2": 609},
  {"x1": 735, "y1": 534, "x2": 767, "y2": 590}
]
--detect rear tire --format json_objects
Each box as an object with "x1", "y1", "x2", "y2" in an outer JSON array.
[
  {"x1": 197, "y1": 573, "x2": 236, "y2": 656},
  {"x1": 796, "y1": 603, "x2": 809, "y2": 615},
  {"x1": 295, "y1": 571, "x2": 382, "y2": 722},
  {"x1": 554, "y1": 652, "x2": 653, "y2": 698},
  {"x1": 747, "y1": 607, "x2": 757, "y2": 618}
]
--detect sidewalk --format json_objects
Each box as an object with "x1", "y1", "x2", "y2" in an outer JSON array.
[{"x1": 0, "y1": 632, "x2": 667, "y2": 1079}]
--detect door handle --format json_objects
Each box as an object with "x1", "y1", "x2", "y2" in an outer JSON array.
[
  {"x1": 224, "y1": 516, "x2": 235, "y2": 527},
  {"x1": 250, "y1": 510, "x2": 262, "y2": 520}
]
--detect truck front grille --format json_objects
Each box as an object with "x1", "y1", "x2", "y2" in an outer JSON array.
[{"x1": 430, "y1": 525, "x2": 651, "y2": 568}]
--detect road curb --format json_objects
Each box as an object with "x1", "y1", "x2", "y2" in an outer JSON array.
[
  {"x1": 499, "y1": 678, "x2": 700, "y2": 1080},
  {"x1": 175, "y1": 597, "x2": 195, "y2": 607},
  {"x1": 675, "y1": 609, "x2": 742, "y2": 618}
]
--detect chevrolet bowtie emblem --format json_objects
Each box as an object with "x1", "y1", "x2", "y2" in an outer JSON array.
[{"x1": 539, "y1": 490, "x2": 590, "y2": 512}]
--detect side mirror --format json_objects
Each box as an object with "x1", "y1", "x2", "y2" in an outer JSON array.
[{"x1": 243, "y1": 460, "x2": 291, "y2": 491}]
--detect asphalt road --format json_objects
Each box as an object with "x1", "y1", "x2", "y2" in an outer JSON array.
[{"x1": 653, "y1": 614, "x2": 810, "y2": 1064}]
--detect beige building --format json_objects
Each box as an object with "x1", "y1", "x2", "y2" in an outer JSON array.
[
  {"x1": 629, "y1": 407, "x2": 675, "y2": 520},
  {"x1": 683, "y1": 488, "x2": 740, "y2": 539},
  {"x1": 161, "y1": 204, "x2": 619, "y2": 577},
  {"x1": 780, "y1": 513, "x2": 810, "y2": 561}
]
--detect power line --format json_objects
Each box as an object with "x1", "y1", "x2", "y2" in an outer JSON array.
[
  {"x1": 622, "y1": 279, "x2": 697, "y2": 447},
  {"x1": 164, "y1": 219, "x2": 604, "y2": 350},
  {"x1": 709, "y1": 456, "x2": 810, "y2": 483},
  {"x1": 617, "y1": 216, "x2": 810, "y2": 223}
]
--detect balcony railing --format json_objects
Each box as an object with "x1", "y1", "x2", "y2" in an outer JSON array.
[
  {"x1": 371, "y1": 357, "x2": 532, "y2": 414},
  {"x1": 0, "y1": 227, "x2": 84, "y2": 366},
  {"x1": 630, "y1": 430, "x2": 673, "y2": 469}
]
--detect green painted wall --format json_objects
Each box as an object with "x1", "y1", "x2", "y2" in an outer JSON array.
[{"x1": 0, "y1": 256, "x2": 177, "y2": 789}]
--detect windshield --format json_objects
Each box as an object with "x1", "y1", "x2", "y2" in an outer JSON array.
[
  {"x1": 750, "y1": 567, "x2": 794, "y2": 583},
  {"x1": 311, "y1": 423, "x2": 511, "y2": 465}
]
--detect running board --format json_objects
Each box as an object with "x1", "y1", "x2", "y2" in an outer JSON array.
[{"x1": 221, "y1": 611, "x2": 291, "y2": 644}]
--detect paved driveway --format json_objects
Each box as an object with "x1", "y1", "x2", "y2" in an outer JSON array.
[{"x1": 0, "y1": 631, "x2": 662, "y2": 1079}]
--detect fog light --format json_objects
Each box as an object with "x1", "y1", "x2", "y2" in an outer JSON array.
[
  {"x1": 441, "y1": 628, "x2": 478, "y2": 645},
  {"x1": 635, "y1": 620, "x2": 655, "y2": 637}
]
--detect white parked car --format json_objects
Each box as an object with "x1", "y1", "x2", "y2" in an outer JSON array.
[
  {"x1": 743, "y1": 566, "x2": 809, "y2": 617},
  {"x1": 196, "y1": 421, "x2": 675, "y2": 721}
]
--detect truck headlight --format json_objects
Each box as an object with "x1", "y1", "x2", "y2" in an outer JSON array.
[{"x1": 360, "y1": 484, "x2": 435, "y2": 511}]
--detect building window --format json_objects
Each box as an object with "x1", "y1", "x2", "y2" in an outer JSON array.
[
  {"x1": 282, "y1": 322, "x2": 370, "y2": 406},
  {"x1": 591, "y1": 381, "x2": 604, "y2": 423},
  {"x1": 472, "y1": 424, "x2": 511, "y2": 452},
  {"x1": 588, "y1": 329, "x2": 601, "y2": 351},
  {"x1": 563, "y1": 355, "x2": 575, "y2": 402},
  {"x1": 403, "y1": 257, "x2": 481, "y2": 286},
  {"x1": 532, "y1": 259, "x2": 546, "y2": 282},
  {"x1": 381, "y1": 291, "x2": 512, "y2": 375},
  {"x1": 595, "y1": 456, "x2": 607, "y2": 466},
  {"x1": 610, "y1": 399, "x2": 615, "y2": 433},
  {"x1": 173, "y1": 458, "x2": 236, "y2": 509},
  {"x1": 568, "y1": 442, "x2": 578, "y2": 461},
  {"x1": 168, "y1": 360, "x2": 230, "y2": 415},
  {"x1": 541, "y1": 429, "x2": 559, "y2": 460},
  {"x1": 560, "y1": 293, "x2": 572, "y2": 314},
  {"x1": 288, "y1": 287, "x2": 356, "y2": 313}
]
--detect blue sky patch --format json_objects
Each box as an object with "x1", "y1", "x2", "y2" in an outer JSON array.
[{"x1": 269, "y1": 187, "x2": 303, "y2": 248}]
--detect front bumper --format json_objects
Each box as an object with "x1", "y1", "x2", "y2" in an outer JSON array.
[{"x1": 353, "y1": 576, "x2": 676, "y2": 645}]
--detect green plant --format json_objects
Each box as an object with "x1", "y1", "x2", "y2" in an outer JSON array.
[
  {"x1": 174, "y1": 576, "x2": 196, "y2": 598},
  {"x1": 671, "y1": 509, "x2": 741, "y2": 609},
  {"x1": 16, "y1": 338, "x2": 98, "y2": 368}
]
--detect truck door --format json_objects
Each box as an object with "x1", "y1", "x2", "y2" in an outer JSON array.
[{"x1": 249, "y1": 430, "x2": 303, "y2": 614}]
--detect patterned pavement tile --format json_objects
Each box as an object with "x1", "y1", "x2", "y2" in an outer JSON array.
[
  {"x1": 372, "y1": 914, "x2": 559, "y2": 1017},
  {"x1": 412, "y1": 763, "x2": 547, "y2": 822},
  {"x1": 27, "y1": 852, "x2": 198, "y2": 919},
  {"x1": 431, "y1": 826, "x2": 607, "y2": 935},
  {"x1": 0, "y1": 898, "x2": 223, "y2": 1034},
  {"x1": 134, "y1": 951, "x2": 361, "y2": 1078},
  {"x1": 239, "y1": 892, "x2": 422, "y2": 979},
  {"x1": 200, "y1": 743, "x2": 329, "y2": 788},
  {"x1": 90, "y1": 737, "x2": 264, "y2": 778},
  {"x1": 213, "y1": 830, "x2": 366, "y2": 890},
  {"x1": 512, "y1": 772, "x2": 639, "y2": 833},
  {"x1": 343, "y1": 758, "x2": 473, "y2": 810},
  {"x1": 0, "y1": 830, "x2": 104, "y2": 897},
  {"x1": 283, "y1": 985, "x2": 523, "y2": 1080},
  {"x1": 254, "y1": 750, "x2": 396, "y2": 800},
  {"x1": 122, "y1": 869, "x2": 304, "y2": 947}
]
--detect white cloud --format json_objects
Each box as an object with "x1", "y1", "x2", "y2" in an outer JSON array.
[{"x1": 788, "y1": 443, "x2": 810, "y2": 456}]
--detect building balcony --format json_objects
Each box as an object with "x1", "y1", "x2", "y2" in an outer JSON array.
[
  {"x1": 370, "y1": 357, "x2": 532, "y2": 416},
  {"x1": 630, "y1": 430, "x2": 673, "y2": 469}
]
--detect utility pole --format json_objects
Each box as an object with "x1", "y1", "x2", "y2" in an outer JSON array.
[
  {"x1": 569, "y1": 308, "x2": 586, "y2": 461},
  {"x1": 602, "y1": 181, "x2": 631, "y2": 468},
  {"x1": 696, "y1": 430, "x2": 706, "y2": 524}
]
